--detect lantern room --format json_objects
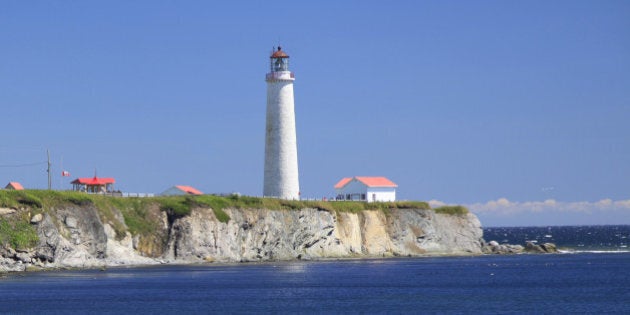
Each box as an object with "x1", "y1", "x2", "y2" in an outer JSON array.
[{"x1": 270, "y1": 46, "x2": 289, "y2": 72}]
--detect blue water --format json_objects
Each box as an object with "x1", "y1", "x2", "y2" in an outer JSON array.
[
  {"x1": 484, "y1": 225, "x2": 630, "y2": 251},
  {"x1": 1, "y1": 226, "x2": 629, "y2": 314}
]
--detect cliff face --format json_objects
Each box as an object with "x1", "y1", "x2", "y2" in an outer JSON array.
[
  {"x1": 167, "y1": 208, "x2": 483, "y2": 262},
  {"x1": 1, "y1": 206, "x2": 483, "y2": 272}
]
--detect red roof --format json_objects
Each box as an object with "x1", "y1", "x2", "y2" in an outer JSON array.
[
  {"x1": 71, "y1": 176, "x2": 115, "y2": 185},
  {"x1": 334, "y1": 176, "x2": 398, "y2": 189},
  {"x1": 270, "y1": 47, "x2": 289, "y2": 58},
  {"x1": 356, "y1": 177, "x2": 397, "y2": 187},
  {"x1": 334, "y1": 177, "x2": 353, "y2": 189},
  {"x1": 175, "y1": 185, "x2": 203, "y2": 195},
  {"x1": 6, "y1": 182, "x2": 24, "y2": 190}
]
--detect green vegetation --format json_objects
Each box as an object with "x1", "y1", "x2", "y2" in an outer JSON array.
[
  {"x1": 109, "y1": 198, "x2": 155, "y2": 237},
  {"x1": 212, "y1": 208, "x2": 230, "y2": 223},
  {"x1": 433, "y1": 205, "x2": 469, "y2": 215},
  {"x1": 0, "y1": 190, "x2": 43, "y2": 209},
  {"x1": 157, "y1": 197, "x2": 192, "y2": 217},
  {"x1": 0, "y1": 190, "x2": 100, "y2": 210},
  {"x1": 2, "y1": 189, "x2": 451, "y2": 211},
  {"x1": 180, "y1": 194, "x2": 430, "y2": 214},
  {"x1": 0, "y1": 214, "x2": 39, "y2": 250},
  {"x1": 1, "y1": 190, "x2": 440, "y2": 218}
]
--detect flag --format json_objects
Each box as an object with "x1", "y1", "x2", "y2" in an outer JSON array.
[{"x1": 61, "y1": 171, "x2": 70, "y2": 177}]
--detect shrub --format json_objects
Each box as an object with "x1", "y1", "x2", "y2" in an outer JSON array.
[
  {"x1": 394, "y1": 201, "x2": 430, "y2": 210},
  {"x1": 213, "y1": 208, "x2": 230, "y2": 223},
  {"x1": 14, "y1": 191, "x2": 43, "y2": 208},
  {"x1": 124, "y1": 209, "x2": 153, "y2": 235},
  {"x1": 0, "y1": 191, "x2": 19, "y2": 208},
  {"x1": 279, "y1": 199, "x2": 303, "y2": 210},
  {"x1": 65, "y1": 194, "x2": 93, "y2": 206},
  {"x1": 433, "y1": 205, "x2": 469, "y2": 215},
  {"x1": 0, "y1": 217, "x2": 39, "y2": 250},
  {"x1": 330, "y1": 201, "x2": 365, "y2": 213},
  {"x1": 185, "y1": 195, "x2": 232, "y2": 222},
  {"x1": 193, "y1": 195, "x2": 228, "y2": 210},
  {"x1": 158, "y1": 198, "x2": 191, "y2": 217},
  {"x1": 302, "y1": 201, "x2": 335, "y2": 212}
]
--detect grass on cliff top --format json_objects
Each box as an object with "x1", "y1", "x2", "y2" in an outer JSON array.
[
  {"x1": 433, "y1": 205, "x2": 469, "y2": 215},
  {"x1": 0, "y1": 189, "x2": 96, "y2": 210},
  {"x1": 0, "y1": 190, "x2": 446, "y2": 216},
  {"x1": 0, "y1": 190, "x2": 454, "y2": 215},
  {"x1": 190, "y1": 194, "x2": 432, "y2": 213}
]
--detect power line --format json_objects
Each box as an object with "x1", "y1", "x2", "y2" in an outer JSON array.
[{"x1": 0, "y1": 161, "x2": 47, "y2": 168}]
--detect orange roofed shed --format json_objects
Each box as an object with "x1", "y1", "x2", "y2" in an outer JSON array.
[
  {"x1": 71, "y1": 176, "x2": 115, "y2": 194},
  {"x1": 175, "y1": 185, "x2": 203, "y2": 195},
  {"x1": 5, "y1": 182, "x2": 24, "y2": 190},
  {"x1": 160, "y1": 185, "x2": 203, "y2": 196}
]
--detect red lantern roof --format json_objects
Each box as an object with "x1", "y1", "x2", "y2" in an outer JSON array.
[{"x1": 270, "y1": 46, "x2": 289, "y2": 58}]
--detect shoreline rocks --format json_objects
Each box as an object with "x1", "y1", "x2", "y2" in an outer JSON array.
[
  {"x1": 482, "y1": 240, "x2": 558, "y2": 254},
  {"x1": 525, "y1": 241, "x2": 558, "y2": 253}
]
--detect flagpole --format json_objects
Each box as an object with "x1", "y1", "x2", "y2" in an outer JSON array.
[
  {"x1": 60, "y1": 155, "x2": 63, "y2": 190},
  {"x1": 47, "y1": 149, "x2": 51, "y2": 190},
  {"x1": 60, "y1": 157, "x2": 71, "y2": 190}
]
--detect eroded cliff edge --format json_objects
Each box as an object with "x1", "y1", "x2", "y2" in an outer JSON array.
[
  {"x1": 166, "y1": 207, "x2": 483, "y2": 262},
  {"x1": 1, "y1": 194, "x2": 483, "y2": 272}
]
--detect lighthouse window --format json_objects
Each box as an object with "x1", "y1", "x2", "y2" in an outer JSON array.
[{"x1": 273, "y1": 58, "x2": 288, "y2": 72}]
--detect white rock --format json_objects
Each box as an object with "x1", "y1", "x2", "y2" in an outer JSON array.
[
  {"x1": 30, "y1": 213, "x2": 43, "y2": 224},
  {"x1": 0, "y1": 208, "x2": 16, "y2": 215},
  {"x1": 65, "y1": 216, "x2": 78, "y2": 229}
]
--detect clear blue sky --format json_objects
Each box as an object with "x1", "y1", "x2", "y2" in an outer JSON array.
[{"x1": 1, "y1": 1, "x2": 629, "y2": 226}]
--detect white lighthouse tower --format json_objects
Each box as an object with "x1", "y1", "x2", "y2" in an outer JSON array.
[{"x1": 263, "y1": 47, "x2": 300, "y2": 199}]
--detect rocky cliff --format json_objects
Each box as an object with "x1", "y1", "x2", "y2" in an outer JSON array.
[{"x1": 1, "y1": 203, "x2": 484, "y2": 272}]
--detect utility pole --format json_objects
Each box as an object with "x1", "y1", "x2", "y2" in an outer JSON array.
[{"x1": 47, "y1": 149, "x2": 51, "y2": 190}]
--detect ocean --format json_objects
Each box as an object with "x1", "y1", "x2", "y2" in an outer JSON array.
[
  {"x1": 483, "y1": 225, "x2": 630, "y2": 252},
  {"x1": 1, "y1": 225, "x2": 629, "y2": 314}
]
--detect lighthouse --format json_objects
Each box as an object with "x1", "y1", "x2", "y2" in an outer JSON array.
[{"x1": 263, "y1": 47, "x2": 300, "y2": 199}]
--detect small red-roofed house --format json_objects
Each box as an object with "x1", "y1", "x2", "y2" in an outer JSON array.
[
  {"x1": 334, "y1": 176, "x2": 397, "y2": 202},
  {"x1": 71, "y1": 176, "x2": 115, "y2": 194},
  {"x1": 160, "y1": 185, "x2": 203, "y2": 196},
  {"x1": 5, "y1": 182, "x2": 24, "y2": 190}
]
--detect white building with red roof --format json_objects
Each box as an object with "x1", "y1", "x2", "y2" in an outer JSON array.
[
  {"x1": 161, "y1": 185, "x2": 203, "y2": 196},
  {"x1": 71, "y1": 176, "x2": 115, "y2": 194},
  {"x1": 334, "y1": 176, "x2": 397, "y2": 202}
]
